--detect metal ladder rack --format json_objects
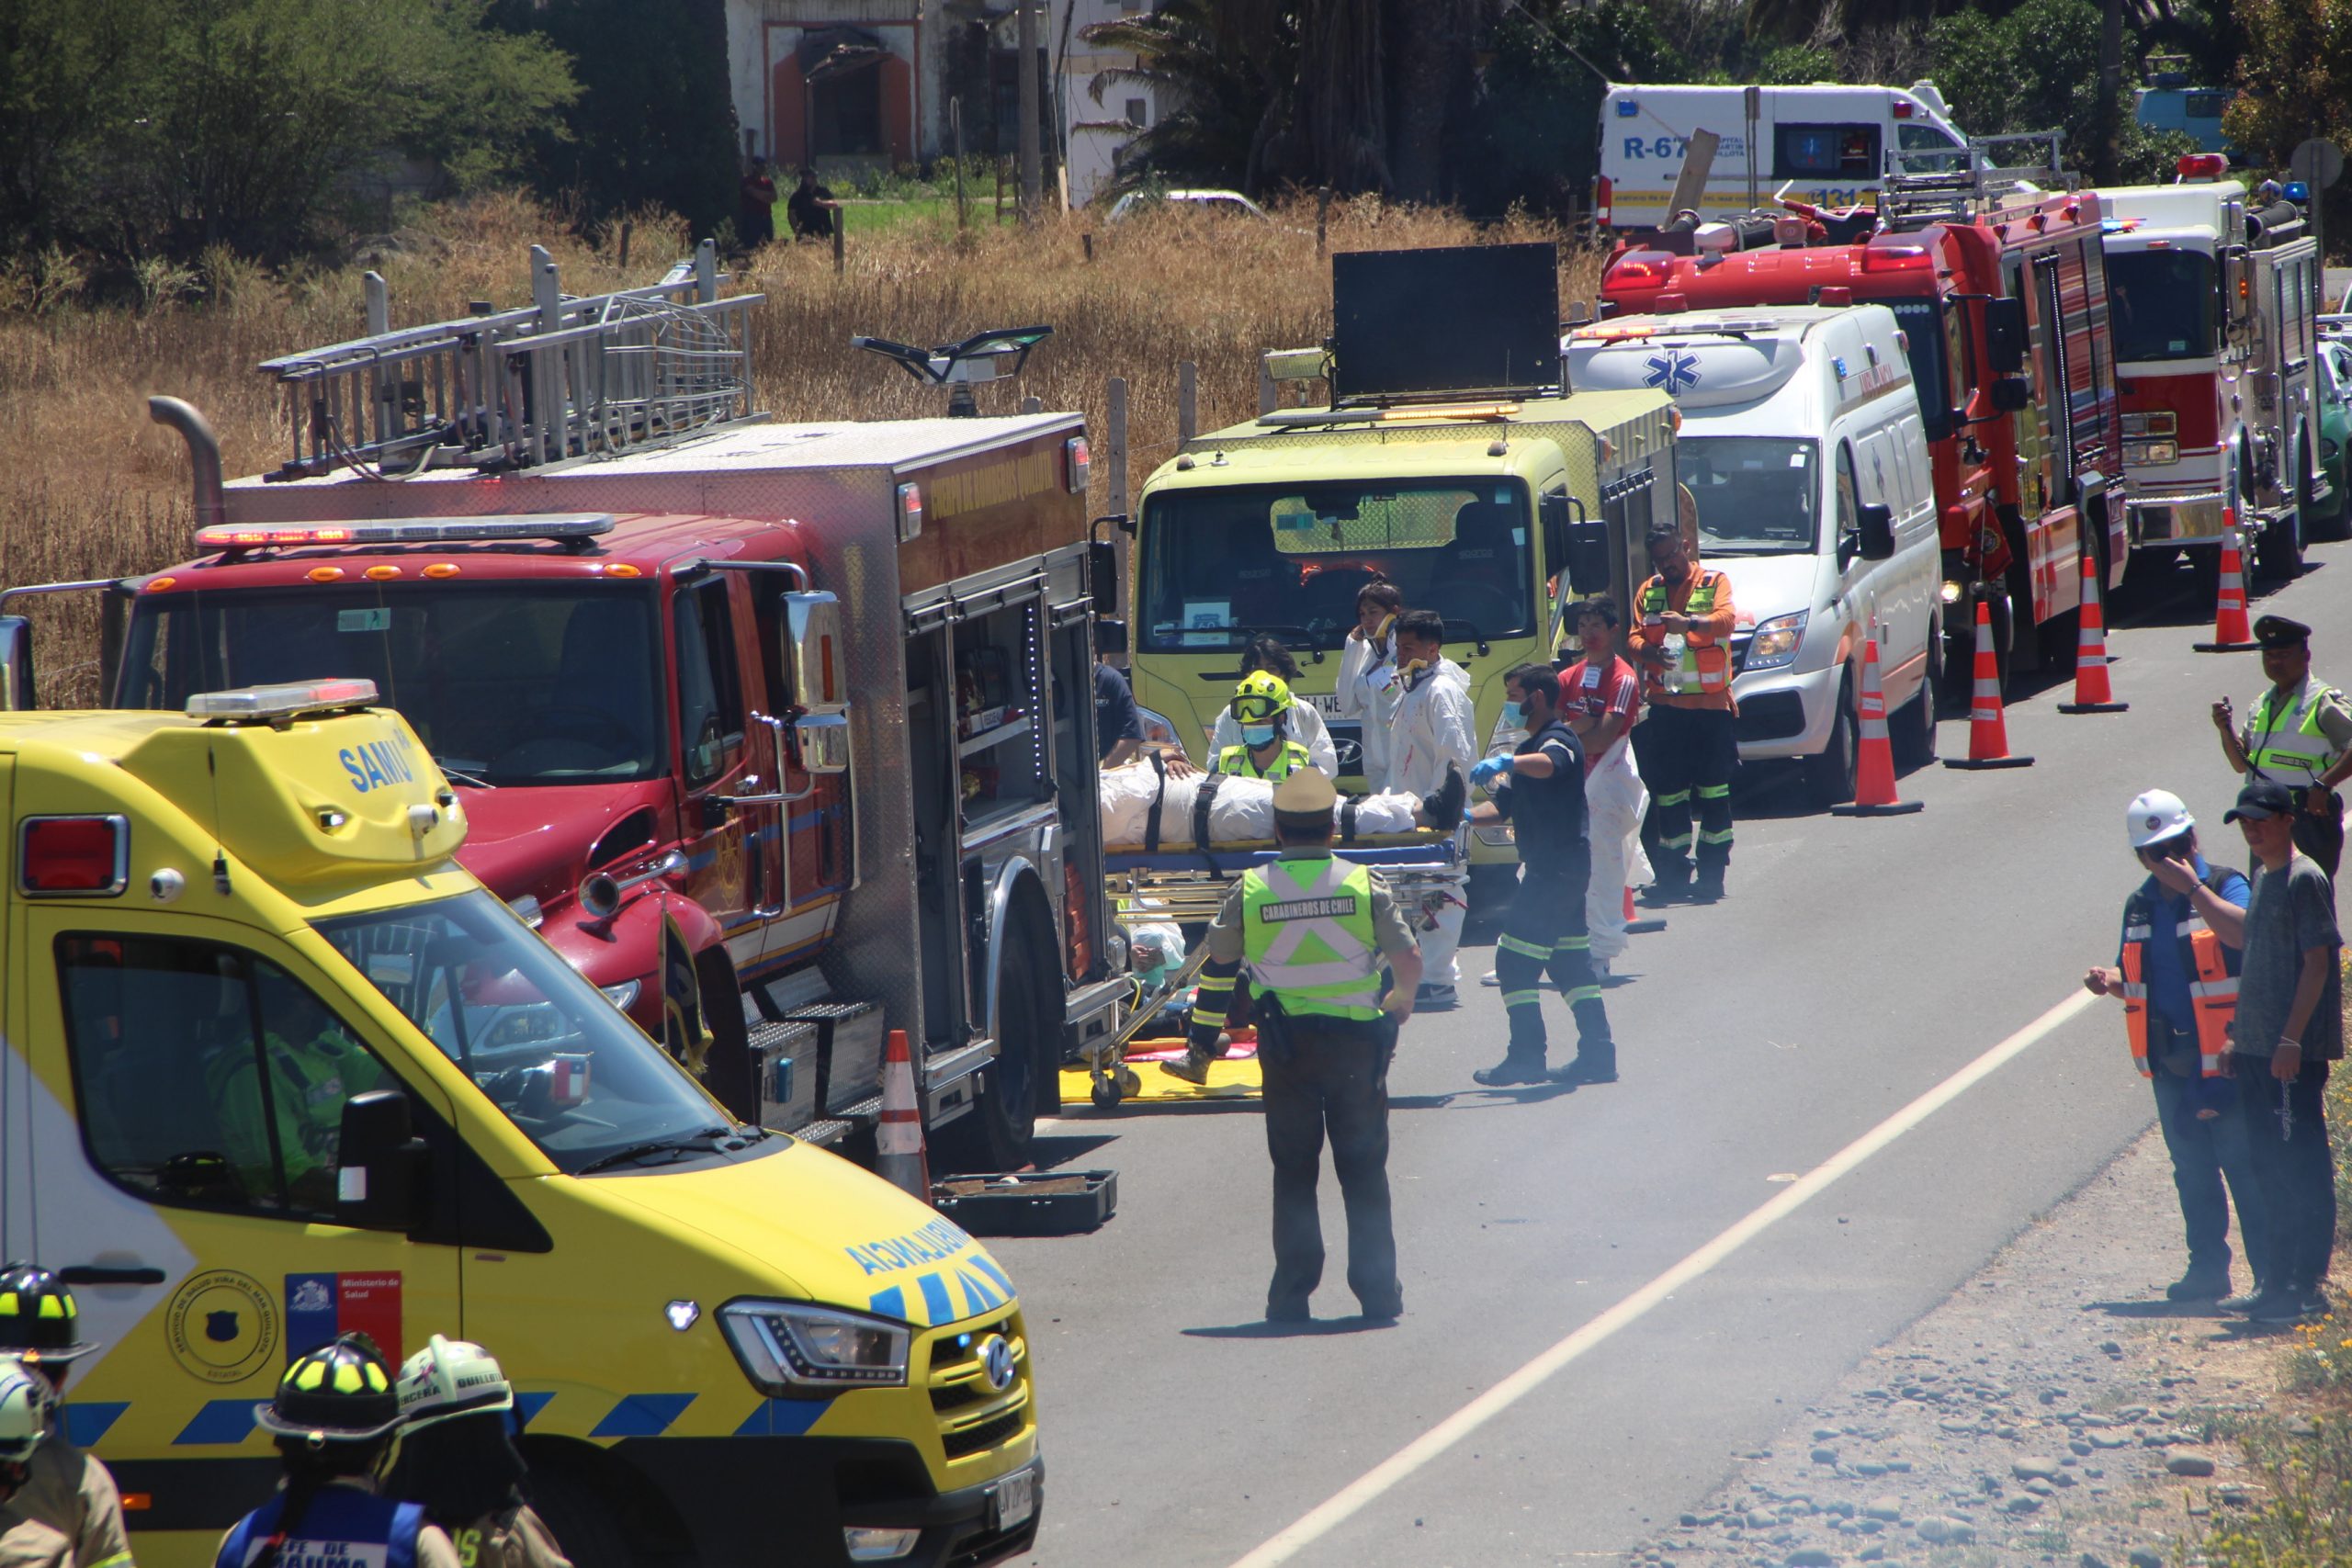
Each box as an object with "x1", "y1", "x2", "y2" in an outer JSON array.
[
  {"x1": 1880, "y1": 130, "x2": 2076, "y2": 229},
  {"x1": 257, "y1": 239, "x2": 765, "y2": 482}
]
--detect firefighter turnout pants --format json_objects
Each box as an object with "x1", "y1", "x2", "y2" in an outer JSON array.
[
  {"x1": 1634, "y1": 705, "x2": 1736, "y2": 889},
  {"x1": 1495, "y1": 858, "x2": 1613, "y2": 1068}
]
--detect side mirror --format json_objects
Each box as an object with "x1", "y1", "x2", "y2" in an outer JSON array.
[
  {"x1": 1088, "y1": 537, "x2": 1120, "y2": 616},
  {"x1": 1566, "y1": 519, "x2": 1612, "y2": 596},
  {"x1": 1093, "y1": 616, "x2": 1127, "y2": 656},
  {"x1": 790, "y1": 712, "x2": 853, "y2": 775},
  {"x1": 0, "y1": 615, "x2": 33, "y2": 711},
  {"x1": 1988, "y1": 376, "x2": 2031, "y2": 413},
  {"x1": 334, "y1": 1090, "x2": 426, "y2": 1232},
  {"x1": 1857, "y1": 502, "x2": 1895, "y2": 561},
  {"x1": 778, "y1": 591, "x2": 845, "y2": 709},
  {"x1": 1540, "y1": 491, "x2": 1572, "y2": 573},
  {"x1": 1984, "y1": 298, "x2": 2027, "y2": 375}
]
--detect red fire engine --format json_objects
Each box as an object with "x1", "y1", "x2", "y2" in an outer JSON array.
[{"x1": 1599, "y1": 166, "x2": 2127, "y2": 688}]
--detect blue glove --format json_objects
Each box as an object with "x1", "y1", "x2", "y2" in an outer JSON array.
[{"x1": 1470, "y1": 755, "x2": 1513, "y2": 788}]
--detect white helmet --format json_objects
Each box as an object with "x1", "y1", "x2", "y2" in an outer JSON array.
[
  {"x1": 2127, "y1": 789, "x2": 2195, "y2": 849},
  {"x1": 0, "y1": 1356, "x2": 49, "y2": 1464},
  {"x1": 395, "y1": 1334, "x2": 513, "y2": 1431}
]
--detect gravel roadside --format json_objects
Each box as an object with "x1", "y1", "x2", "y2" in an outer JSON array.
[{"x1": 1623, "y1": 1127, "x2": 2300, "y2": 1568}]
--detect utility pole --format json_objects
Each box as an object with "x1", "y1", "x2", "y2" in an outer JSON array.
[
  {"x1": 2097, "y1": 0, "x2": 2124, "y2": 181},
  {"x1": 1017, "y1": 0, "x2": 1043, "y2": 224}
]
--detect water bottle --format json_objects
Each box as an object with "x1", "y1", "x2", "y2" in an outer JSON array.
[{"x1": 1664, "y1": 632, "x2": 1689, "y2": 694}]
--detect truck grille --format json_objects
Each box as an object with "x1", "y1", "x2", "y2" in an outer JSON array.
[{"x1": 924, "y1": 1310, "x2": 1033, "y2": 1464}]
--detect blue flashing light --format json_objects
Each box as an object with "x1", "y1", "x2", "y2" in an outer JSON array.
[{"x1": 2285, "y1": 180, "x2": 2312, "y2": 204}]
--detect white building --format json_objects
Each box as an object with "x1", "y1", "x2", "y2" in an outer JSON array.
[{"x1": 720, "y1": 0, "x2": 1157, "y2": 207}]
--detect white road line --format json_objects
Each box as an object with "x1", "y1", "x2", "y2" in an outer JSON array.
[{"x1": 1228, "y1": 987, "x2": 2100, "y2": 1568}]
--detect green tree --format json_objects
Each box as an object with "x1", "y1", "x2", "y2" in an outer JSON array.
[
  {"x1": 1454, "y1": 0, "x2": 1685, "y2": 219},
  {"x1": 491, "y1": 0, "x2": 737, "y2": 238},
  {"x1": 0, "y1": 0, "x2": 156, "y2": 251},
  {"x1": 1080, "y1": 0, "x2": 1297, "y2": 194},
  {"x1": 1927, "y1": 0, "x2": 2102, "y2": 151}
]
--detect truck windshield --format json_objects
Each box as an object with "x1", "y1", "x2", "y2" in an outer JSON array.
[
  {"x1": 1139, "y1": 478, "x2": 1535, "y2": 651},
  {"x1": 315, "y1": 889, "x2": 734, "y2": 1174},
  {"x1": 2105, "y1": 250, "x2": 2217, "y2": 362},
  {"x1": 119, "y1": 583, "x2": 665, "y2": 786},
  {"x1": 1679, "y1": 436, "x2": 1821, "y2": 554}
]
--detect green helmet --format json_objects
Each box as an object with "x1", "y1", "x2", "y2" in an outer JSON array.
[
  {"x1": 395, "y1": 1334, "x2": 513, "y2": 1431},
  {"x1": 0, "y1": 1356, "x2": 49, "y2": 1464},
  {"x1": 0, "y1": 1263, "x2": 97, "y2": 1365},
  {"x1": 255, "y1": 1333, "x2": 401, "y2": 1445}
]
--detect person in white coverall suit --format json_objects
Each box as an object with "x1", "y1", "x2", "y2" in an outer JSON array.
[
  {"x1": 1335, "y1": 580, "x2": 1407, "y2": 788},
  {"x1": 1555, "y1": 596, "x2": 1652, "y2": 969},
  {"x1": 1385, "y1": 609, "x2": 1476, "y2": 1004}
]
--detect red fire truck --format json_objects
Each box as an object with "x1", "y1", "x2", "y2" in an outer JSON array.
[
  {"x1": 1, "y1": 245, "x2": 1129, "y2": 1172},
  {"x1": 2099, "y1": 155, "x2": 2324, "y2": 581},
  {"x1": 1599, "y1": 166, "x2": 2128, "y2": 688}
]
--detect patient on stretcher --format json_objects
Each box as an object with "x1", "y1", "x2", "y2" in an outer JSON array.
[{"x1": 1101, "y1": 755, "x2": 1464, "y2": 850}]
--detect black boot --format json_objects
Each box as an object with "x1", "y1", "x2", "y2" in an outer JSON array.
[
  {"x1": 1421, "y1": 765, "x2": 1467, "y2": 831},
  {"x1": 1690, "y1": 870, "x2": 1725, "y2": 903},
  {"x1": 1473, "y1": 1051, "x2": 1548, "y2": 1087},
  {"x1": 1159, "y1": 1047, "x2": 1215, "y2": 1085},
  {"x1": 2165, "y1": 1261, "x2": 2231, "y2": 1301},
  {"x1": 1547, "y1": 1041, "x2": 1617, "y2": 1085}
]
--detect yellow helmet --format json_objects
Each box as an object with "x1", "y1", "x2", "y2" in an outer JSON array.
[{"x1": 1230, "y1": 671, "x2": 1295, "y2": 725}]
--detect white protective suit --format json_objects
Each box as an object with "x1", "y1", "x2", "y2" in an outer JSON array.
[
  {"x1": 1582, "y1": 723, "x2": 1653, "y2": 966},
  {"x1": 1206, "y1": 703, "x2": 1339, "y2": 776},
  {"x1": 1335, "y1": 631, "x2": 1402, "y2": 789},
  {"x1": 1099, "y1": 763, "x2": 1424, "y2": 848},
  {"x1": 1386, "y1": 658, "x2": 1476, "y2": 988}
]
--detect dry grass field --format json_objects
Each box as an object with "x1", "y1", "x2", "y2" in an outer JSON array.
[{"x1": 0, "y1": 192, "x2": 1603, "y2": 703}]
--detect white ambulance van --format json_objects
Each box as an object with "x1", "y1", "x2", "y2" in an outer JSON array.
[
  {"x1": 1566, "y1": 303, "x2": 1942, "y2": 808},
  {"x1": 1597, "y1": 82, "x2": 1972, "y2": 229}
]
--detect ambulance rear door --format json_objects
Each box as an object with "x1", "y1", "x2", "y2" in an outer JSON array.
[{"x1": 18, "y1": 897, "x2": 461, "y2": 1544}]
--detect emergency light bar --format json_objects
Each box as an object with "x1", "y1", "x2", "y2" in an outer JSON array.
[
  {"x1": 187, "y1": 678, "x2": 379, "y2": 721},
  {"x1": 197, "y1": 513, "x2": 615, "y2": 553}
]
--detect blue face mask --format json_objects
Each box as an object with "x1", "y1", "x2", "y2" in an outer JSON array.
[
  {"x1": 1500, "y1": 700, "x2": 1526, "y2": 728},
  {"x1": 1242, "y1": 723, "x2": 1277, "y2": 747}
]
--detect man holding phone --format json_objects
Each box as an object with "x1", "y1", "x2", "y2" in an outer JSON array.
[{"x1": 2212, "y1": 615, "x2": 2352, "y2": 879}]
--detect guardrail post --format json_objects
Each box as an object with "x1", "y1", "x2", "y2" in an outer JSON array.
[
  {"x1": 1177, "y1": 361, "x2": 1196, "y2": 444},
  {"x1": 530, "y1": 244, "x2": 560, "y2": 465},
  {"x1": 363, "y1": 272, "x2": 391, "y2": 445},
  {"x1": 1259, "y1": 361, "x2": 1276, "y2": 416},
  {"x1": 695, "y1": 238, "x2": 718, "y2": 303}
]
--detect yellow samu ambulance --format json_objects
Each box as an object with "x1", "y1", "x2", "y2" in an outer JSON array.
[{"x1": 0, "y1": 679, "x2": 1040, "y2": 1568}]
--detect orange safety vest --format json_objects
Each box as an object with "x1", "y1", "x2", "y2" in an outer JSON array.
[
  {"x1": 2117, "y1": 872, "x2": 2241, "y2": 1078},
  {"x1": 1635, "y1": 570, "x2": 1733, "y2": 703}
]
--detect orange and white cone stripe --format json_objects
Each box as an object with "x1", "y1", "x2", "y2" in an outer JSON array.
[
  {"x1": 2058, "y1": 548, "x2": 2128, "y2": 713},
  {"x1": 2195, "y1": 510, "x2": 2259, "y2": 652},
  {"x1": 876, "y1": 1028, "x2": 933, "y2": 1202},
  {"x1": 1944, "y1": 598, "x2": 2034, "y2": 770},
  {"x1": 1831, "y1": 627, "x2": 1923, "y2": 816}
]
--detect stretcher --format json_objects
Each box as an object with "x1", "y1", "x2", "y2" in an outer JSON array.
[{"x1": 1068, "y1": 831, "x2": 1462, "y2": 1111}]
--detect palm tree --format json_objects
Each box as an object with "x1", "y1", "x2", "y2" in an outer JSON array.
[{"x1": 1079, "y1": 1, "x2": 1297, "y2": 193}]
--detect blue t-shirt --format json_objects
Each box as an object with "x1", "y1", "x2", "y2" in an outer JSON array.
[
  {"x1": 2115, "y1": 855, "x2": 2250, "y2": 1030},
  {"x1": 1093, "y1": 662, "x2": 1143, "y2": 760}
]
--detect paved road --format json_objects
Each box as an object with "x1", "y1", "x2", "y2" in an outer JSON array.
[{"x1": 1000, "y1": 540, "x2": 2346, "y2": 1567}]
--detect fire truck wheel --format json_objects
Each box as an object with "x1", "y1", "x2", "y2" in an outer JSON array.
[
  {"x1": 2256, "y1": 505, "x2": 2304, "y2": 584},
  {"x1": 1802, "y1": 671, "x2": 1858, "y2": 812},
  {"x1": 934, "y1": 928, "x2": 1050, "y2": 1173}
]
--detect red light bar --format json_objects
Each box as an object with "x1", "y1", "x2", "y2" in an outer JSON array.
[
  {"x1": 2177, "y1": 152, "x2": 2230, "y2": 182},
  {"x1": 20, "y1": 816, "x2": 128, "y2": 897},
  {"x1": 1064, "y1": 435, "x2": 1091, "y2": 495},
  {"x1": 1604, "y1": 251, "x2": 1675, "y2": 290},
  {"x1": 1653, "y1": 290, "x2": 1690, "y2": 314},
  {"x1": 896, "y1": 481, "x2": 924, "y2": 541},
  {"x1": 196, "y1": 514, "x2": 614, "y2": 552},
  {"x1": 1861, "y1": 243, "x2": 1933, "y2": 274},
  {"x1": 1816, "y1": 286, "x2": 1854, "y2": 307},
  {"x1": 1892, "y1": 100, "x2": 1913, "y2": 118}
]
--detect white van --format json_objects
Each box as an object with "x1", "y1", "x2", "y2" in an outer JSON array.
[
  {"x1": 1597, "y1": 81, "x2": 1971, "y2": 229},
  {"x1": 1565, "y1": 304, "x2": 1943, "y2": 807}
]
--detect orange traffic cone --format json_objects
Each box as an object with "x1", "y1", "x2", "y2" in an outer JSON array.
[
  {"x1": 876, "y1": 1029, "x2": 932, "y2": 1202},
  {"x1": 1831, "y1": 628, "x2": 1926, "y2": 816},
  {"x1": 2194, "y1": 511, "x2": 2260, "y2": 652},
  {"x1": 1943, "y1": 598, "x2": 2035, "y2": 770},
  {"x1": 2057, "y1": 548, "x2": 2129, "y2": 713},
  {"x1": 1624, "y1": 884, "x2": 1666, "y2": 935}
]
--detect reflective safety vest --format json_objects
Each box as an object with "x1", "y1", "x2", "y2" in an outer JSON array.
[
  {"x1": 1239, "y1": 855, "x2": 1384, "y2": 1021},
  {"x1": 2118, "y1": 869, "x2": 2244, "y2": 1078},
  {"x1": 2246, "y1": 680, "x2": 2346, "y2": 788},
  {"x1": 1216, "y1": 739, "x2": 1313, "y2": 782},
  {"x1": 218, "y1": 1483, "x2": 426, "y2": 1568},
  {"x1": 1636, "y1": 570, "x2": 1732, "y2": 700}
]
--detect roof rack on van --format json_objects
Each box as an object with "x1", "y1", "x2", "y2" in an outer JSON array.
[
  {"x1": 255, "y1": 240, "x2": 764, "y2": 484},
  {"x1": 1880, "y1": 130, "x2": 2076, "y2": 228}
]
